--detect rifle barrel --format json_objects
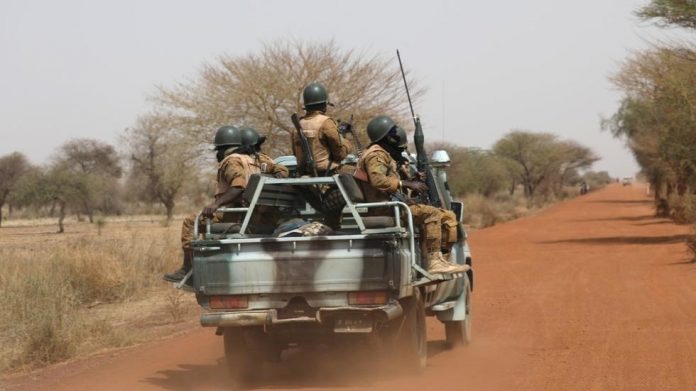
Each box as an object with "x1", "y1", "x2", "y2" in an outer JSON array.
[{"x1": 396, "y1": 49, "x2": 416, "y2": 121}]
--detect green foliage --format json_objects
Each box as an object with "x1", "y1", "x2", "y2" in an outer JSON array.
[
  {"x1": 606, "y1": 48, "x2": 696, "y2": 211},
  {"x1": 582, "y1": 171, "x2": 613, "y2": 189},
  {"x1": 493, "y1": 131, "x2": 598, "y2": 198},
  {"x1": 0, "y1": 152, "x2": 32, "y2": 227},
  {"x1": 428, "y1": 143, "x2": 510, "y2": 197},
  {"x1": 637, "y1": 0, "x2": 696, "y2": 29}
]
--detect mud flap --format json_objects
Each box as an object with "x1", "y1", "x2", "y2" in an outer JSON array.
[{"x1": 435, "y1": 283, "x2": 468, "y2": 322}]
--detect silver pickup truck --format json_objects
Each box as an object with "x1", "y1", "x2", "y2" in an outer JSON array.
[{"x1": 183, "y1": 151, "x2": 473, "y2": 380}]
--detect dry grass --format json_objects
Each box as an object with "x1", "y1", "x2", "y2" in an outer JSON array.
[
  {"x1": 462, "y1": 192, "x2": 533, "y2": 228},
  {"x1": 0, "y1": 216, "x2": 198, "y2": 374},
  {"x1": 461, "y1": 187, "x2": 584, "y2": 229}
]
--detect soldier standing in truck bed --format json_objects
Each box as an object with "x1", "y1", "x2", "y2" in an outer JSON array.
[
  {"x1": 292, "y1": 82, "x2": 353, "y2": 176},
  {"x1": 163, "y1": 126, "x2": 288, "y2": 284},
  {"x1": 356, "y1": 115, "x2": 467, "y2": 275}
]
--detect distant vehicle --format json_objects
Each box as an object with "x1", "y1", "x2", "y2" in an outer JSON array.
[{"x1": 622, "y1": 177, "x2": 632, "y2": 186}]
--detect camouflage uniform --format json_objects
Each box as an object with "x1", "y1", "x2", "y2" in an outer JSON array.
[
  {"x1": 180, "y1": 152, "x2": 288, "y2": 249},
  {"x1": 357, "y1": 144, "x2": 449, "y2": 254},
  {"x1": 292, "y1": 111, "x2": 353, "y2": 175},
  {"x1": 398, "y1": 160, "x2": 458, "y2": 251}
]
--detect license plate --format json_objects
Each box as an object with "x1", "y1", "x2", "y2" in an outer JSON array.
[{"x1": 334, "y1": 317, "x2": 373, "y2": 333}]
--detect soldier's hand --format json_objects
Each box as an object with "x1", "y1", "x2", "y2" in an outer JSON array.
[
  {"x1": 338, "y1": 122, "x2": 352, "y2": 136},
  {"x1": 402, "y1": 180, "x2": 428, "y2": 193},
  {"x1": 202, "y1": 204, "x2": 217, "y2": 218},
  {"x1": 274, "y1": 172, "x2": 286, "y2": 179}
]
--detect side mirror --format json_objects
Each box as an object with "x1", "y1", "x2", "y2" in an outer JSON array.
[{"x1": 450, "y1": 201, "x2": 464, "y2": 223}]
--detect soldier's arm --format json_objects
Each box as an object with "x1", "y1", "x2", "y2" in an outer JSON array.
[
  {"x1": 259, "y1": 154, "x2": 289, "y2": 178},
  {"x1": 203, "y1": 158, "x2": 246, "y2": 217},
  {"x1": 321, "y1": 119, "x2": 352, "y2": 161},
  {"x1": 365, "y1": 152, "x2": 400, "y2": 194}
]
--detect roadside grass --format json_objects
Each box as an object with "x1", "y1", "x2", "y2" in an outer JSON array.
[
  {"x1": 462, "y1": 187, "x2": 583, "y2": 229},
  {"x1": 0, "y1": 218, "x2": 196, "y2": 373}
]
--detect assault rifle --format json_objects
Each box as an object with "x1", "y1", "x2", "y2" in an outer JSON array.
[
  {"x1": 396, "y1": 49, "x2": 442, "y2": 208},
  {"x1": 291, "y1": 113, "x2": 319, "y2": 177}
]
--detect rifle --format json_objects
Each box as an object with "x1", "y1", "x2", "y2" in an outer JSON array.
[
  {"x1": 397, "y1": 49, "x2": 442, "y2": 208},
  {"x1": 291, "y1": 113, "x2": 319, "y2": 177}
]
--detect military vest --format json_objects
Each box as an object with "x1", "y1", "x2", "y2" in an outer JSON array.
[
  {"x1": 356, "y1": 144, "x2": 399, "y2": 203},
  {"x1": 296, "y1": 113, "x2": 333, "y2": 172},
  {"x1": 215, "y1": 153, "x2": 261, "y2": 198}
]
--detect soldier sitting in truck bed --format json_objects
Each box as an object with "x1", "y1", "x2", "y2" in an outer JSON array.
[
  {"x1": 356, "y1": 115, "x2": 467, "y2": 275},
  {"x1": 393, "y1": 126, "x2": 460, "y2": 259},
  {"x1": 163, "y1": 126, "x2": 288, "y2": 284}
]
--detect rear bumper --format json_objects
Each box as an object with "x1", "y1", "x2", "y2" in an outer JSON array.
[{"x1": 200, "y1": 302, "x2": 403, "y2": 328}]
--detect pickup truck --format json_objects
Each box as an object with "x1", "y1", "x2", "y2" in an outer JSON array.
[{"x1": 179, "y1": 150, "x2": 473, "y2": 380}]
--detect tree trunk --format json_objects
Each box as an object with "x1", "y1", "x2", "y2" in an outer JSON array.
[
  {"x1": 0, "y1": 202, "x2": 3, "y2": 228},
  {"x1": 164, "y1": 199, "x2": 175, "y2": 221},
  {"x1": 57, "y1": 201, "x2": 66, "y2": 233},
  {"x1": 49, "y1": 201, "x2": 56, "y2": 217}
]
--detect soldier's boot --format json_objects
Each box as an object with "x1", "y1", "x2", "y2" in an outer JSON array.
[
  {"x1": 427, "y1": 251, "x2": 469, "y2": 275},
  {"x1": 163, "y1": 249, "x2": 193, "y2": 284}
]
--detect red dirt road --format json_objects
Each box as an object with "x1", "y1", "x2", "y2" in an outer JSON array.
[{"x1": 5, "y1": 184, "x2": 696, "y2": 390}]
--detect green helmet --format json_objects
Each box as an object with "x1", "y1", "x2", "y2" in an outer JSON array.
[
  {"x1": 366, "y1": 115, "x2": 397, "y2": 143},
  {"x1": 240, "y1": 127, "x2": 260, "y2": 146},
  {"x1": 395, "y1": 126, "x2": 408, "y2": 148},
  {"x1": 213, "y1": 125, "x2": 241, "y2": 149},
  {"x1": 303, "y1": 82, "x2": 329, "y2": 107}
]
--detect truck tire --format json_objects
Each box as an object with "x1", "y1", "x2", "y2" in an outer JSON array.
[
  {"x1": 398, "y1": 288, "x2": 427, "y2": 370},
  {"x1": 223, "y1": 328, "x2": 263, "y2": 383},
  {"x1": 444, "y1": 275, "x2": 472, "y2": 348}
]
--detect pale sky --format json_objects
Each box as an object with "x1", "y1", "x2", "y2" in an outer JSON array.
[{"x1": 0, "y1": 0, "x2": 674, "y2": 176}]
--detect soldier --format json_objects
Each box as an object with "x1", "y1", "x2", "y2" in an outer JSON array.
[
  {"x1": 394, "y1": 126, "x2": 460, "y2": 256},
  {"x1": 163, "y1": 126, "x2": 288, "y2": 284},
  {"x1": 356, "y1": 115, "x2": 467, "y2": 275},
  {"x1": 292, "y1": 82, "x2": 353, "y2": 176}
]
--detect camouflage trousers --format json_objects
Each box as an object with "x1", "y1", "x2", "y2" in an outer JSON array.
[{"x1": 408, "y1": 204, "x2": 458, "y2": 253}]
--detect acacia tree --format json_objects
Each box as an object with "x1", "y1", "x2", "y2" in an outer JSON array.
[
  {"x1": 153, "y1": 39, "x2": 423, "y2": 156},
  {"x1": 0, "y1": 152, "x2": 31, "y2": 227},
  {"x1": 53, "y1": 139, "x2": 122, "y2": 222},
  {"x1": 12, "y1": 166, "x2": 84, "y2": 233},
  {"x1": 124, "y1": 114, "x2": 199, "y2": 220},
  {"x1": 493, "y1": 131, "x2": 597, "y2": 198},
  {"x1": 428, "y1": 142, "x2": 510, "y2": 197}
]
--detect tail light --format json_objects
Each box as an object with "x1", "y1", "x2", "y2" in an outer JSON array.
[
  {"x1": 348, "y1": 291, "x2": 388, "y2": 305},
  {"x1": 209, "y1": 295, "x2": 249, "y2": 310}
]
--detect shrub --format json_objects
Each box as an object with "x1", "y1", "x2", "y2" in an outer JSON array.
[{"x1": 667, "y1": 194, "x2": 696, "y2": 223}]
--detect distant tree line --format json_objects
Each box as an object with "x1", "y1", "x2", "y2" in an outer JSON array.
[
  {"x1": 0, "y1": 39, "x2": 605, "y2": 231},
  {"x1": 605, "y1": 0, "x2": 696, "y2": 221}
]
